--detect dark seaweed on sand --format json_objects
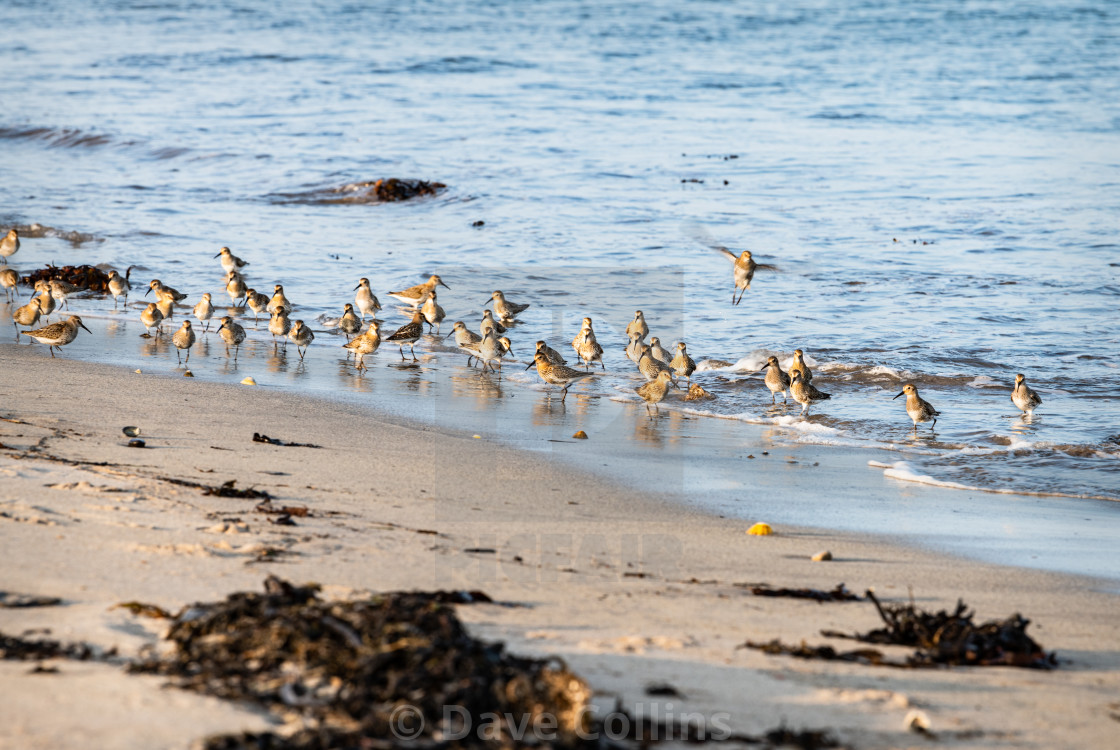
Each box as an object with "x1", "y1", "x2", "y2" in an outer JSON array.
[
  {"x1": 851, "y1": 591, "x2": 1055, "y2": 668},
  {"x1": 0, "y1": 632, "x2": 103, "y2": 661},
  {"x1": 747, "y1": 591, "x2": 1055, "y2": 670},
  {"x1": 135, "y1": 577, "x2": 840, "y2": 749},
  {"x1": 130, "y1": 576, "x2": 592, "y2": 747},
  {"x1": 745, "y1": 584, "x2": 860, "y2": 603}
]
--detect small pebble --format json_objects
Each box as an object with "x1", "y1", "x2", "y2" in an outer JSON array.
[
  {"x1": 134, "y1": 369, "x2": 142, "y2": 373},
  {"x1": 904, "y1": 709, "x2": 932, "y2": 734},
  {"x1": 122, "y1": 426, "x2": 141, "y2": 437},
  {"x1": 573, "y1": 430, "x2": 588, "y2": 439},
  {"x1": 241, "y1": 377, "x2": 256, "y2": 386},
  {"x1": 183, "y1": 370, "x2": 194, "y2": 377},
  {"x1": 127, "y1": 439, "x2": 146, "y2": 448},
  {"x1": 811, "y1": 550, "x2": 833, "y2": 562},
  {"x1": 746, "y1": 522, "x2": 773, "y2": 536}
]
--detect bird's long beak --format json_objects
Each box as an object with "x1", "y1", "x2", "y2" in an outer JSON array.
[
  {"x1": 443, "y1": 330, "x2": 455, "y2": 340},
  {"x1": 525, "y1": 361, "x2": 535, "y2": 370},
  {"x1": 78, "y1": 321, "x2": 92, "y2": 333},
  {"x1": 759, "y1": 366, "x2": 768, "y2": 373},
  {"x1": 353, "y1": 284, "x2": 360, "y2": 290},
  {"x1": 482, "y1": 298, "x2": 491, "y2": 306},
  {"x1": 439, "y1": 280, "x2": 450, "y2": 289},
  {"x1": 892, "y1": 391, "x2": 904, "y2": 400},
  {"x1": 213, "y1": 252, "x2": 222, "y2": 258},
  {"x1": 144, "y1": 287, "x2": 152, "y2": 296}
]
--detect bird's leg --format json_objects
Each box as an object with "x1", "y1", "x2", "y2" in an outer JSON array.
[
  {"x1": 410, "y1": 343, "x2": 417, "y2": 361},
  {"x1": 398, "y1": 345, "x2": 405, "y2": 360}
]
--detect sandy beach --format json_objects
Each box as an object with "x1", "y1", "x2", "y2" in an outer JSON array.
[{"x1": 2, "y1": 344, "x2": 1118, "y2": 750}]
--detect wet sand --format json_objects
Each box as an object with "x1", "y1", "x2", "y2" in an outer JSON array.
[{"x1": 1, "y1": 344, "x2": 1119, "y2": 749}]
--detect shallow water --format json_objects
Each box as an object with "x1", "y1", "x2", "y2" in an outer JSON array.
[{"x1": 2, "y1": 1, "x2": 1119, "y2": 566}]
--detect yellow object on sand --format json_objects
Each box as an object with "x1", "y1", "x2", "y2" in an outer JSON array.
[{"x1": 746, "y1": 522, "x2": 773, "y2": 536}]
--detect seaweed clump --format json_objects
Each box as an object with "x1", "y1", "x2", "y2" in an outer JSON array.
[
  {"x1": 851, "y1": 591, "x2": 1056, "y2": 668},
  {"x1": 130, "y1": 576, "x2": 593, "y2": 748},
  {"x1": 747, "y1": 591, "x2": 1056, "y2": 670},
  {"x1": 21, "y1": 264, "x2": 111, "y2": 292}
]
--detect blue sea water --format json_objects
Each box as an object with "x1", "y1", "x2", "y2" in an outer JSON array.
[{"x1": 2, "y1": 0, "x2": 1118, "y2": 573}]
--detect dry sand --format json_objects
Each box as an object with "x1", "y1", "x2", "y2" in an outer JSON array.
[{"x1": 1, "y1": 345, "x2": 1118, "y2": 749}]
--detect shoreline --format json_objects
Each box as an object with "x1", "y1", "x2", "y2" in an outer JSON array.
[
  {"x1": 3, "y1": 316, "x2": 1117, "y2": 582},
  {"x1": 2, "y1": 347, "x2": 1120, "y2": 749}
]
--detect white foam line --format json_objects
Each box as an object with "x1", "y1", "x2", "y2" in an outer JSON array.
[{"x1": 867, "y1": 460, "x2": 1120, "y2": 502}]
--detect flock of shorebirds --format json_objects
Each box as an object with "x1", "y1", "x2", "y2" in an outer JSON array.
[{"x1": 2, "y1": 228, "x2": 1045, "y2": 427}]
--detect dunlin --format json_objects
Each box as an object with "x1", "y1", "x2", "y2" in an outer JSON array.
[
  {"x1": 21, "y1": 315, "x2": 91, "y2": 357},
  {"x1": 445, "y1": 321, "x2": 483, "y2": 366},
  {"x1": 0, "y1": 267, "x2": 18, "y2": 301},
  {"x1": 760, "y1": 355, "x2": 791, "y2": 404},
  {"x1": 624, "y1": 331, "x2": 646, "y2": 363},
  {"x1": 648, "y1": 336, "x2": 673, "y2": 366},
  {"x1": 343, "y1": 321, "x2": 381, "y2": 371},
  {"x1": 714, "y1": 246, "x2": 756, "y2": 305},
  {"x1": 791, "y1": 371, "x2": 830, "y2": 416},
  {"x1": 215, "y1": 246, "x2": 249, "y2": 274},
  {"x1": 217, "y1": 316, "x2": 246, "y2": 359},
  {"x1": 626, "y1": 310, "x2": 649, "y2": 341},
  {"x1": 354, "y1": 278, "x2": 381, "y2": 320},
  {"x1": 636, "y1": 369, "x2": 676, "y2": 414},
  {"x1": 33, "y1": 281, "x2": 56, "y2": 320},
  {"x1": 49, "y1": 279, "x2": 81, "y2": 311},
  {"x1": 789, "y1": 349, "x2": 812, "y2": 384},
  {"x1": 193, "y1": 293, "x2": 215, "y2": 332},
  {"x1": 289, "y1": 319, "x2": 314, "y2": 360},
  {"x1": 338, "y1": 303, "x2": 362, "y2": 340},
  {"x1": 480, "y1": 309, "x2": 507, "y2": 336},
  {"x1": 225, "y1": 270, "x2": 247, "y2": 307},
  {"x1": 268, "y1": 310, "x2": 291, "y2": 349},
  {"x1": 670, "y1": 342, "x2": 696, "y2": 384},
  {"x1": 387, "y1": 274, "x2": 448, "y2": 307},
  {"x1": 244, "y1": 288, "x2": 269, "y2": 323},
  {"x1": 421, "y1": 288, "x2": 446, "y2": 333},
  {"x1": 140, "y1": 302, "x2": 164, "y2": 336},
  {"x1": 156, "y1": 293, "x2": 175, "y2": 323},
  {"x1": 146, "y1": 279, "x2": 188, "y2": 303},
  {"x1": 107, "y1": 268, "x2": 132, "y2": 308},
  {"x1": 486, "y1": 290, "x2": 530, "y2": 321},
  {"x1": 526, "y1": 352, "x2": 595, "y2": 400},
  {"x1": 535, "y1": 340, "x2": 567, "y2": 366},
  {"x1": 172, "y1": 320, "x2": 196, "y2": 365},
  {"x1": 461, "y1": 329, "x2": 509, "y2": 374},
  {"x1": 267, "y1": 284, "x2": 292, "y2": 315},
  {"x1": 637, "y1": 344, "x2": 672, "y2": 381},
  {"x1": 11, "y1": 296, "x2": 43, "y2": 339},
  {"x1": 1012, "y1": 374, "x2": 1042, "y2": 417},
  {"x1": 0, "y1": 229, "x2": 19, "y2": 264},
  {"x1": 893, "y1": 383, "x2": 939, "y2": 430},
  {"x1": 386, "y1": 310, "x2": 424, "y2": 360}
]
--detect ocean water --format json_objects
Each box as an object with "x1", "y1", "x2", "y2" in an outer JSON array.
[{"x1": 2, "y1": 1, "x2": 1119, "y2": 569}]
